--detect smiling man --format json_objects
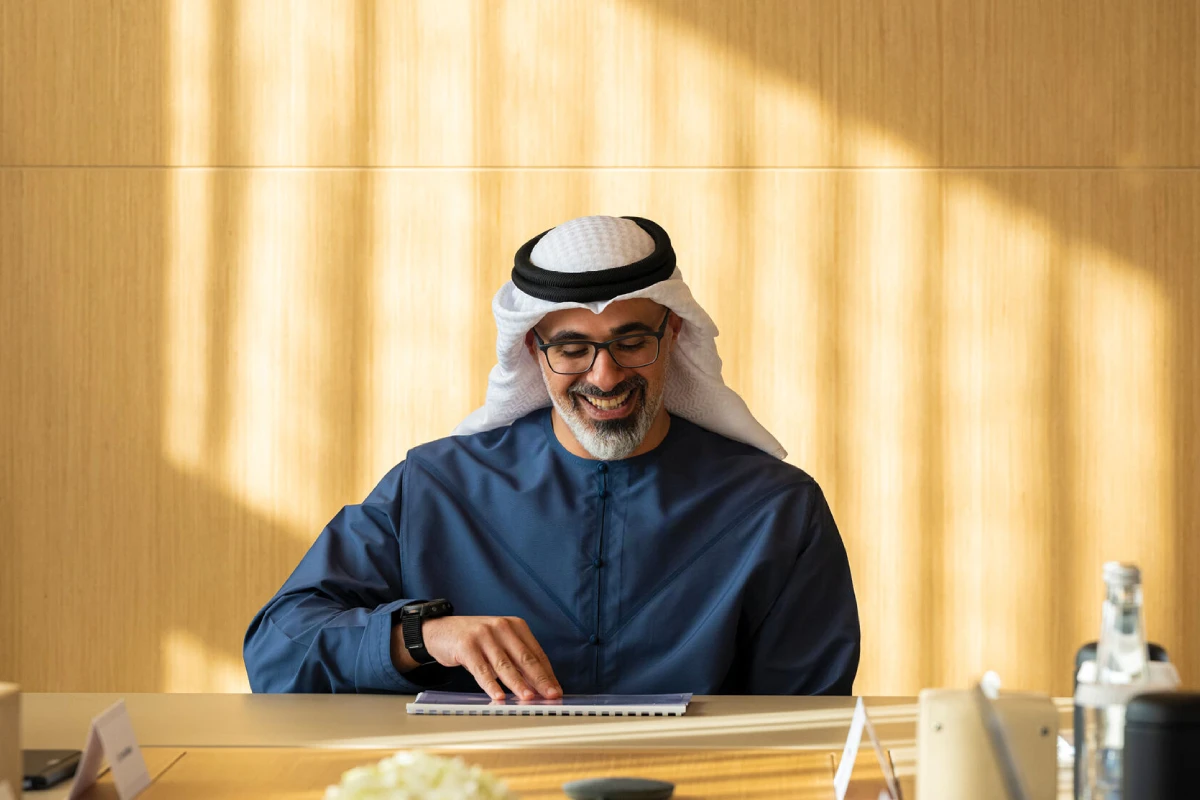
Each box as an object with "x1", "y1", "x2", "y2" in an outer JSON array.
[
  {"x1": 244, "y1": 215, "x2": 860, "y2": 698},
  {"x1": 533, "y1": 300, "x2": 675, "y2": 461}
]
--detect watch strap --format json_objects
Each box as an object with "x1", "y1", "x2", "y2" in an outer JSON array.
[
  {"x1": 401, "y1": 610, "x2": 436, "y2": 665},
  {"x1": 399, "y1": 599, "x2": 454, "y2": 667}
]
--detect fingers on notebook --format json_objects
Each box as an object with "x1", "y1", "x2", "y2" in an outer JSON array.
[{"x1": 453, "y1": 616, "x2": 562, "y2": 701}]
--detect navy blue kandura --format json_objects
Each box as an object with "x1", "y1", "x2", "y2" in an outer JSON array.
[{"x1": 244, "y1": 408, "x2": 860, "y2": 695}]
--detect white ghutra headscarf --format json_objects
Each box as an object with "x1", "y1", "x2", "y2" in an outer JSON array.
[{"x1": 453, "y1": 215, "x2": 785, "y2": 459}]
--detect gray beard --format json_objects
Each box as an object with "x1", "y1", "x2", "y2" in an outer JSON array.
[{"x1": 542, "y1": 355, "x2": 669, "y2": 461}]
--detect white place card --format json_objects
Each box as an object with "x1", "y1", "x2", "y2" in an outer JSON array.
[
  {"x1": 68, "y1": 700, "x2": 151, "y2": 800},
  {"x1": 834, "y1": 697, "x2": 902, "y2": 800}
]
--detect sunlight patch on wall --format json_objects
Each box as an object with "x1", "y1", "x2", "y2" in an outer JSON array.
[
  {"x1": 750, "y1": 65, "x2": 837, "y2": 166},
  {"x1": 162, "y1": 1, "x2": 215, "y2": 468},
  {"x1": 363, "y1": 173, "x2": 483, "y2": 481},
  {"x1": 374, "y1": 1, "x2": 478, "y2": 164},
  {"x1": 165, "y1": 0, "x2": 214, "y2": 163},
  {"x1": 164, "y1": 1, "x2": 365, "y2": 536},
  {"x1": 744, "y1": 173, "x2": 834, "y2": 473},
  {"x1": 646, "y1": 14, "x2": 739, "y2": 165},
  {"x1": 837, "y1": 173, "x2": 935, "y2": 694},
  {"x1": 1065, "y1": 242, "x2": 1174, "y2": 654},
  {"x1": 359, "y1": 2, "x2": 482, "y2": 481},
  {"x1": 162, "y1": 629, "x2": 250, "y2": 693},
  {"x1": 586, "y1": 2, "x2": 655, "y2": 164},
  {"x1": 228, "y1": 0, "x2": 362, "y2": 164},
  {"x1": 942, "y1": 179, "x2": 1055, "y2": 689},
  {"x1": 309, "y1": 703, "x2": 921, "y2": 749},
  {"x1": 620, "y1": 0, "x2": 837, "y2": 167},
  {"x1": 841, "y1": 125, "x2": 926, "y2": 169},
  {"x1": 220, "y1": 174, "x2": 343, "y2": 534},
  {"x1": 163, "y1": 173, "x2": 215, "y2": 468},
  {"x1": 150, "y1": 0, "x2": 1182, "y2": 700}
]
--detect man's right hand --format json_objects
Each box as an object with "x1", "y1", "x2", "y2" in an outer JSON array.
[{"x1": 397, "y1": 615, "x2": 562, "y2": 701}]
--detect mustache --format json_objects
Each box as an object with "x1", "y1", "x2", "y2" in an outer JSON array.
[{"x1": 568, "y1": 375, "x2": 648, "y2": 398}]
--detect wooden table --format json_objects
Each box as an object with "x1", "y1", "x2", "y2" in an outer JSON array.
[
  {"x1": 32, "y1": 749, "x2": 184, "y2": 800},
  {"x1": 136, "y1": 747, "x2": 847, "y2": 799},
  {"x1": 22, "y1": 694, "x2": 1075, "y2": 798}
]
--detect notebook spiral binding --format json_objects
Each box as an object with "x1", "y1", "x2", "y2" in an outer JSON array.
[{"x1": 409, "y1": 708, "x2": 684, "y2": 716}]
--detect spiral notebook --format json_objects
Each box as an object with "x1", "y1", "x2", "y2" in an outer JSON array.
[{"x1": 406, "y1": 691, "x2": 693, "y2": 717}]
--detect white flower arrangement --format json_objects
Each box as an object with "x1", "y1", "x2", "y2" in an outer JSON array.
[{"x1": 324, "y1": 750, "x2": 519, "y2": 800}]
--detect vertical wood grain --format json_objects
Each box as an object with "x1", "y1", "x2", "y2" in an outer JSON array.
[
  {"x1": 943, "y1": 0, "x2": 1200, "y2": 166},
  {"x1": 1, "y1": 0, "x2": 1196, "y2": 696}
]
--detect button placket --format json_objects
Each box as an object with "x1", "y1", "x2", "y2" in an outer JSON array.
[{"x1": 591, "y1": 462, "x2": 609, "y2": 678}]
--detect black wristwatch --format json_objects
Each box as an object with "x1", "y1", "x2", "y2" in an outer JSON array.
[{"x1": 399, "y1": 599, "x2": 454, "y2": 666}]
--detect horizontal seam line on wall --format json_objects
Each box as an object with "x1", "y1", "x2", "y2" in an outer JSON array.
[{"x1": 2, "y1": 166, "x2": 1200, "y2": 173}]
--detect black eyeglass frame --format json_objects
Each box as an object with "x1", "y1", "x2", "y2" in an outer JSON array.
[{"x1": 533, "y1": 310, "x2": 672, "y2": 375}]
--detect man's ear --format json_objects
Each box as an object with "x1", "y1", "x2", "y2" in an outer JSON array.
[
  {"x1": 665, "y1": 312, "x2": 684, "y2": 349},
  {"x1": 524, "y1": 330, "x2": 537, "y2": 358},
  {"x1": 661, "y1": 312, "x2": 684, "y2": 357}
]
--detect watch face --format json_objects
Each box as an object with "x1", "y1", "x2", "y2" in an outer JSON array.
[{"x1": 402, "y1": 600, "x2": 431, "y2": 616}]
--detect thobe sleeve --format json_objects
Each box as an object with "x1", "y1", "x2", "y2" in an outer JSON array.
[
  {"x1": 243, "y1": 461, "x2": 435, "y2": 693},
  {"x1": 741, "y1": 484, "x2": 861, "y2": 695}
]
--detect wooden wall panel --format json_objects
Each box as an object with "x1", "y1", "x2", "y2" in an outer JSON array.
[
  {"x1": 943, "y1": 0, "x2": 1200, "y2": 166},
  {"x1": 2, "y1": 169, "x2": 1195, "y2": 696},
  {"x1": 7, "y1": 1, "x2": 1196, "y2": 169},
  {"x1": 0, "y1": 0, "x2": 169, "y2": 165},
  {"x1": 3, "y1": 0, "x2": 1196, "y2": 697},
  {"x1": 938, "y1": 172, "x2": 1199, "y2": 689},
  {"x1": 0, "y1": 0, "x2": 944, "y2": 167}
]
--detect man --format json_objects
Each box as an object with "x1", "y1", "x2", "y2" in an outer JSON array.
[{"x1": 244, "y1": 215, "x2": 860, "y2": 697}]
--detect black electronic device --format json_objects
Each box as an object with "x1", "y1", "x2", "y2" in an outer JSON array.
[
  {"x1": 398, "y1": 598, "x2": 454, "y2": 666},
  {"x1": 1122, "y1": 691, "x2": 1200, "y2": 798},
  {"x1": 23, "y1": 749, "x2": 81, "y2": 791},
  {"x1": 562, "y1": 777, "x2": 675, "y2": 800}
]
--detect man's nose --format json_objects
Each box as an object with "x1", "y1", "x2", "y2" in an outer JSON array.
[{"x1": 587, "y1": 348, "x2": 628, "y2": 392}]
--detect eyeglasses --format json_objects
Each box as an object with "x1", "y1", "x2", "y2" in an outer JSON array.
[{"x1": 533, "y1": 311, "x2": 672, "y2": 375}]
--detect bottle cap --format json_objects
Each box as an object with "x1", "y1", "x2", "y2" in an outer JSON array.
[{"x1": 1103, "y1": 561, "x2": 1141, "y2": 585}]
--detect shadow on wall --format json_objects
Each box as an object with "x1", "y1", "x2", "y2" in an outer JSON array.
[
  {"x1": 632, "y1": 0, "x2": 1199, "y2": 692},
  {"x1": 2, "y1": 0, "x2": 1196, "y2": 695},
  {"x1": 2, "y1": 166, "x2": 313, "y2": 690}
]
